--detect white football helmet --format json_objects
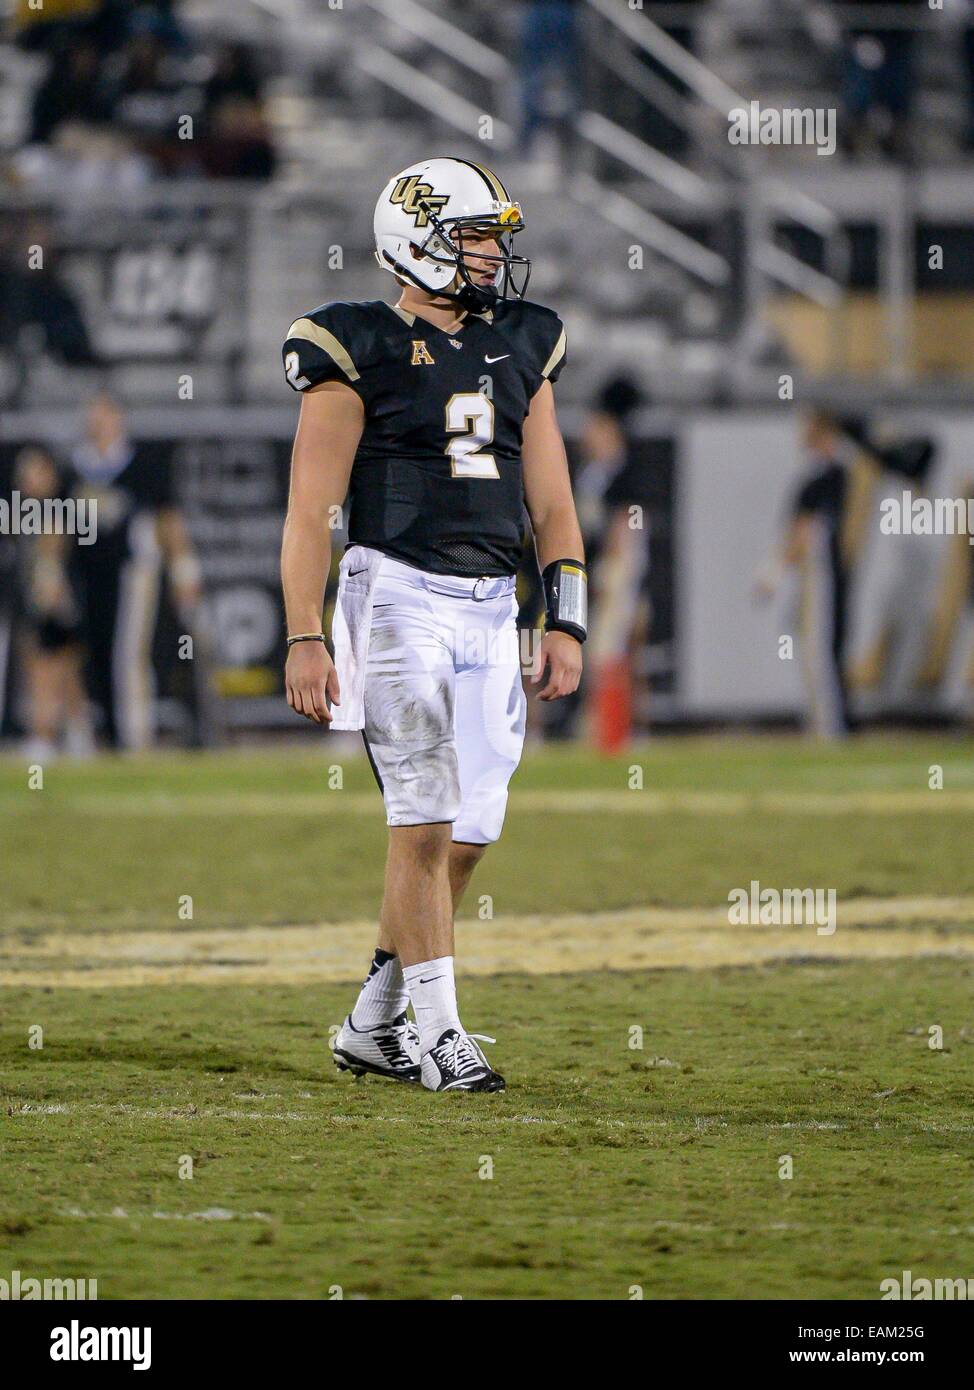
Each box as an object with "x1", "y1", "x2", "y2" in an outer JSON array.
[{"x1": 373, "y1": 156, "x2": 529, "y2": 313}]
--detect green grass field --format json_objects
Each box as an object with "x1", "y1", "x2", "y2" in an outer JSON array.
[{"x1": 1, "y1": 736, "x2": 973, "y2": 1299}]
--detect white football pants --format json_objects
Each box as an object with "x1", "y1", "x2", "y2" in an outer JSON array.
[{"x1": 344, "y1": 549, "x2": 527, "y2": 843}]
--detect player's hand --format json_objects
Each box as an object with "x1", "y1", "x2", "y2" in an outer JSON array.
[
  {"x1": 532, "y1": 630, "x2": 582, "y2": 701},
  {"x1": 173, "y1": 579, "x2": 203, "y2": 617},
  {"x1": 752, "y1": 562, "x2": 781, "y2": 604},
  {"x1": 286, "y1": 641, "x2": 340, "y2": 724}
]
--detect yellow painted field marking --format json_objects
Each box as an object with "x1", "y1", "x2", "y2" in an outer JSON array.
[{"x1": 2, "y1": 896, "x2": 971, "y2": 988}]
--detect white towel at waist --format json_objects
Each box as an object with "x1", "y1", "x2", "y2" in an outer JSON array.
[{"x1": 329, "y1": 545, "x2": 383, "y2": 731}]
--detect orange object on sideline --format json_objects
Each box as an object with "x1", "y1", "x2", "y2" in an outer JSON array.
[{"x1": 593, "y1": 658, "x2": 631, "y2": 753}]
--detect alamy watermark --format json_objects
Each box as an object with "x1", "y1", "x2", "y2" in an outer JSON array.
[
  {"x1": 1, "y1": 1268, "x2": 97, "y2": 1299},
  {"x1": 728, "y1": 101, "x2": 836, "y2": 157},
  {"x1": 880, "y1": 492, "x2": 974, "y2": 544},
  {"x1": 50, "y1": 1320, "x2": 151, "y2": 1371},
  {"x1": 728, "y1": 880, "x2": 836, "y2": 935},
  {"x1": 881, "y1": 1269, "x2": 973, "y2": 1300},
  {"x1": 0, "y1": 492, "x2": 97, "y2": 544}
]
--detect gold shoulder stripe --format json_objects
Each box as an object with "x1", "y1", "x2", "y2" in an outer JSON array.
[
  {"x1": 286, "y1": 317, "x2": 360, "y2": 382},
  {"x1": 541, "y1": 326, "x2": 567, "y2": 380}
]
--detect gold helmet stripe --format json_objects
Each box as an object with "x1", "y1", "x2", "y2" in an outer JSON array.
[
  {"x1": 447, "y1": 157, "x2": 511, "y2": 208},
  {"x1": 470, "y1": 159, "x2": 510, "y2": 203}
]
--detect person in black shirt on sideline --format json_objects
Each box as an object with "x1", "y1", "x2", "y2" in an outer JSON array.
[
  {"x1": 62, "y1": 391, "x2": 201, "y2": 749},
  {"x1": 755, "y1": 408, "x2": 855, "y2": 738}
]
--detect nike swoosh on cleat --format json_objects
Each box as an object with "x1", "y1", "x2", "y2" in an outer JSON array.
[
  {"x1": 348, "y1": 567, "x2": 368, "y2": 577},
  {"x1": 484, "y1": 354, "x2": 510, "y2": 363},
  {"x1": 419, "y1": 975, "x2": 445, "y2": 984}
]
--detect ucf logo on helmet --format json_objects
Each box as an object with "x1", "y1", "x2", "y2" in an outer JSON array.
[{"x1": 390, "y1": 175, "x2": 449, "y2": 227}]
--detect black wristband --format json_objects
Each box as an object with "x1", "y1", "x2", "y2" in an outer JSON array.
[
  {"x1": 286, "y1": 633, "x2": 326, "y2": 649},
  {"x1": 542, "y1": 558, "x2": 587, "y2": 644}
]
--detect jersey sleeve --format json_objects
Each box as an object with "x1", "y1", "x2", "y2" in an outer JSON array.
[
  {"x1": 504, "y1": 301, "x2": 567, "y2": 395},
  {"x1": 540, "y1": 313, "x2": 567, "y2": 386},
  {"x1": 282, "y1": 302, "x2": 373, "y2": 397},
  {"x1": 793, "y1": 466, "x2": 842, "y2": 517}
]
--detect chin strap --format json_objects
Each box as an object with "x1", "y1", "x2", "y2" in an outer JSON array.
[
  {"x1": 452, "y1": 279, "x2": 499, "y2": 314},
  {"x1": 382, "y1": 249, "x2": 497, "y2": 313}
]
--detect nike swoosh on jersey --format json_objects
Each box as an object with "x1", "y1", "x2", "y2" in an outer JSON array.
[{"x1": 484, "y1": 353, "x2": 510, "y2": 363}]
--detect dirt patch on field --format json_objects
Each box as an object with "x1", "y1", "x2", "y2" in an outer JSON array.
[{"x1": 2, "y1": 896, "x2": 972, "y2": 987}]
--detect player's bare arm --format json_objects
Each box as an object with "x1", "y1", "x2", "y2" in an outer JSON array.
[
  {"x1": 281, "y1": 380, "x2": 363, "y2": 724},
  {"x1": 522, "y1": 379, "x2": 586, "y2": 701},
  {"x1": 155, "y1": 507, "x2": 202, "y2": 615},
  {"x1": 753, "y1": 513, "x2": 813, "y2": 601}
]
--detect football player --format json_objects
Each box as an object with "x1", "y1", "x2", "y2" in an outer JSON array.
[{"x1": 281, "y1": 157, "x2": 585, "y2": 1092}]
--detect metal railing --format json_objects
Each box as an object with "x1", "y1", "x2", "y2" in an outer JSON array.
[
  {"x1": 355, "y1": 46, "x2": 515, "y2": 149},
  {"x1": 347, "y1": 0, "x2": 850, "y2": 319},
  {"x1": 581, "y1": 0, "x2": 850, "y2": 312}
]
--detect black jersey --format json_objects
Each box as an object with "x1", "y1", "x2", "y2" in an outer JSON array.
[
  {"x1": 793, "y1": 460, "x2": 847, "y2": 552},
  {"x1": 62, "y1": 440, "x2": 173, "y2": 570},
  {"x1": 282, "y1": 297, "x2": 567, "y2": 576}
]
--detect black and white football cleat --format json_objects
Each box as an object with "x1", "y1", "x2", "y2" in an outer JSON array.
[
  {"x1": 420, "y1": 1028, "x2": 505, "y2": 1093},
  {"x1": 332, "y1": 1012, "x2": 421, "y2": 1083}
]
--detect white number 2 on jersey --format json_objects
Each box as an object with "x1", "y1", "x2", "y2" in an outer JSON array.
[
  {"x1": 285, "y1": 350, "x2": 311, "y2": 391},
  {"x1": 444, "y1": 392, "x2": 499, "y2": 479}
]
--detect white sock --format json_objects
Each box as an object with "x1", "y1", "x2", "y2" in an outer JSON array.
[
  {"x1": 350, "y1": 948, "x2": 409, "y2": 1031},
  {"x1": 402, "y1": 957, "x2": 462, "y2": 1055}
]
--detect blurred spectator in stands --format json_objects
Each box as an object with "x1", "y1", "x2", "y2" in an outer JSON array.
[
  {"x1": 12, "y1": 0, "x2": 188, "y2": 56},
  {"x1": 517, "y1": 0, "x2": 581, "y2": 161},
  {"x1": 13, "y1": 1, "x2": 271, "y2": 184},
  {"x1": 0, "y1": 215, "x2": 99, "y2": 381},
  {"x1": 960, "y1": 1, "x2": 974, "y2": 150},
  {"x1": 196, "y1": 44, "x2": 274, "y2": 180},
  {"x1": 196, "y1": 96, "x2": 276, "y2": 181},
  {"x1": 8, "y1": 447, "x2": 92, "y2": 762},
  {"x1": 13, "y1": 121, "x2": 154, "y2": 196},
  {"x1": 62, "y1": 391, "x2": 202, "y2": 750},
  {"x1": 103, "y1": 20, "x2": 191, "y2": 146},
  {"x1": 90, "y1": 0, "x2": 190, "y2": 56},
  {"x1": 203, "y1": 42, "x2": 263, "y2": 113},
  {"x1": 838, "y1": 0, "x2": 925, "y2": 160},
  {"x1": 10, "y1": 0, "x2": 102, "y2": 54},
  {"x1": 28, "y1": 35, "x2": 112, "y2": 144},
  {"x1": 159, "y1": 43, "x2": 275, "y2": 181}
]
